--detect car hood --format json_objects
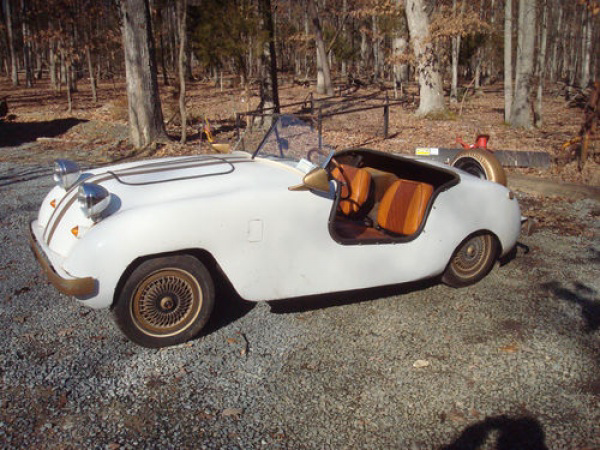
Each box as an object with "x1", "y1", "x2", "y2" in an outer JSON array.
[{"x1": 36, "y1": 151, "x2": 306, "y2": 255}]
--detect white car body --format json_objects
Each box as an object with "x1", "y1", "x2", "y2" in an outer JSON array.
[{"x1": 30, "y1": 117, "x2": 521, "y2": 312}]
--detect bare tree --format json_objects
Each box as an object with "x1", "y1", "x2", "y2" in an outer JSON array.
[
  {"x1": 392, "y1": 6, "x2": 409, "y2": 97},
  {"x1": 2, "y1": 0, "x2": 18, "y2": 86},
  {"x1": 509, "y1": 0, "x2": 536, "y2": 128},
  {"x1": 580, "y1": 6, "x2": 593, "y2": 88},
  {"x1": 309, "y1": 0, "x2": 333, "y2": 96},
  {"x1": 534, "y1": 0, "x2": 548, "y2": 127},
  {"x1": 120, "y1": 0, "x2": 167, "y2": 148},
  {"x1": 405, "y1": 0, "x2": 446, "y2": 116},
  {"x1": 450, "y1": 0, "x2": 466, "y2": 103},
  {"x1": 20, "y1": 0, "x2": 33, "y2": 87},
  {"x1": 548, "y1": 0, "x2": 562, "y2": 82},
  {"x1": 176, "y1": 0, "x2": 187, "y2": 144},
  {"x1": 260, "y1": 0, "x2": 280, "y2": 113}
]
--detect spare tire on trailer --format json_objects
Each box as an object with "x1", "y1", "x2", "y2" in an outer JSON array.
[{"x1": 450, "y1": 149, "x2": 507, "y2": 186}]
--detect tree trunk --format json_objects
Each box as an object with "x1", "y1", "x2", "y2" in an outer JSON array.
[
  {"x1": 157, "y1": 6, "x2": 170, "y2": 86},
  {"x1": 474, "y1": 48, "x2": 482, "y2": 91},
  {"x1": 580, "y1": 7, "x2": 592, "y2": 89},
  {"x1": 120, "y1": 0, "x2": 167, "y2": 149},
  {"x1": 86, "y1": 45, "x2": 97, "y2": 104},
  {"x1": 405, "y1": 0, "x2": 446, "y2": 116},
  {"x1": 254, "y1": 0, "x2": 280, "y2": 129},
  {"x1": 392, "y1": 36, "x2": 409, "y2": 97},
  {"x1": 562, "y1": 10, "x2": 572, "y2": 82},
  {"x1": 392, "y1": 2, "x2": 409, "y2": 96},
  {"x1": 62, "y1": 49, "x2": 72, "y2": 113},
  {"x1": 35, "y1": 43, "x2": 42, "y2": 80},
  {"x1": 549, "y1": 1, "x2": 561, "y2": 82},
  {"x1": 372, "y1": 15, "x2": 380, "y2": 82},
  {"x1": 510, "y1": 0, "x2": 536, "y2": 129},
  {"x1": 2, "y1": 0, "x2": 18, "y2": 86},
  {"x1": 49, "y1": 41, "x2": 57, "y2": 88},
  {"x1": 450, "y1": 0, "x2": 459, "y2": 102},
  {"x1": 567, "y1": 15, "x2": 579, "y2": 95},
  {"x1": 303, "y1": 5, "x2": 310, "y2": 77},
  {"x1": 310, "y1": 0, "x2": 333, "y2": 95},
  {"x1": 341, "y1": 0, "x2": 347, "y2": 78},
  {"x1": 360, "y1": 29, "x2": 368, "y2": 76},
  {"x1": 176, "y1": 0, "x2": 187, "y2": 144},
  {"x1": 20, "y1": 0, "x2": 33, "y2": 87},
  {"x1": 534, "y1": 0, "x2": 547, "y2": 127},
  {"x1": 262, "y1": 0, "x2": 279, "y2": 112}
]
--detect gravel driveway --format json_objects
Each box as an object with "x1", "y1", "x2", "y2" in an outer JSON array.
[{"x1": 1, "y1": 159, "x2": 598, "y2": 449}]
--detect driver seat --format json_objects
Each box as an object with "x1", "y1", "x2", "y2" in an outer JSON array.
[{"x1": 331, "y1": 164, "x2": 374, "y2": 218}]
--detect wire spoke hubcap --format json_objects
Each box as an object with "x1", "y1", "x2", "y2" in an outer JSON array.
[
  {"x1": 132, "y1": 268, "x2": 202, "y2": 336},
  {"x1": 452, "y1": 235, "x2": 491, "y2": 277}
]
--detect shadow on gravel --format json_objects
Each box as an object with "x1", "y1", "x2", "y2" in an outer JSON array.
[
  {"x1": 268, "y1": 278, "x2": 438, "y2": 314},
  {"x1": 0, "y1": 166, "x2": 52, "y2": 187},
  {"x1": 542, "y1": 281, "x2": 599, "y2": 332},
  {"x1": 442, "y1": 415, "x2": 548, "y2": 450},
  {"x1": 0, "y1": 118, "x2": 87, "y2": 147},
  {"x1": 197, "y1": 268, "x2": 256, "y2": 338}
]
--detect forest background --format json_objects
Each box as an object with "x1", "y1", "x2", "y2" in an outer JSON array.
[{"x1": 0, "y1": 0, "x2": 598, "y2": 185}]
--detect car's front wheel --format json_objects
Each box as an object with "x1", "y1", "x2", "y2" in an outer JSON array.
[
  {"x1": 442, "y1": 233, "x2": 498, "y2": 288},
  {"x1": 113, "y1": 255, "x2": 215, "y2": 348}
]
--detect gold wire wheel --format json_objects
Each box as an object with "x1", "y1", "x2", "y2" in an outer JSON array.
[
  {"x1": 451, "y1": 234, "x2": 493, "y2": 278},
  {"x1": 132, "y1": 268, "x2": 202, "y2": 337}
]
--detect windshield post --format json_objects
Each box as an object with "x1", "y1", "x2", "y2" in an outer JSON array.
[{"x1": 321, "y1": 150, "x2": 335, "y2": 169}]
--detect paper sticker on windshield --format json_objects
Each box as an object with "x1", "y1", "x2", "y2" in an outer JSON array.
[{"x1": 416, "y1": 147, "x2": 439, "y2": 156}]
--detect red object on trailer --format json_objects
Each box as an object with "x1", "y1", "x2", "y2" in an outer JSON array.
[{"x1": 456, "y1": 134, "x2": 491, "y2": 151}]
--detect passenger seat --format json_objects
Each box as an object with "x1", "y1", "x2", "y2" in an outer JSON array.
[{"x1": 377, "y1": 179, "x2": 434, "y2": 235}]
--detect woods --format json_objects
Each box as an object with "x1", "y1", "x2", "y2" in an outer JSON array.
[{"x1": 0, "y1": 0, "x2": 598, "y2": 150}]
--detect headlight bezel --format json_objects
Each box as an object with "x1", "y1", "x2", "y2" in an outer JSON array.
[
  {"x1": 78, "y1": 183, "x2": 112, "y2": 222},
  {"x1": 53, "y1": 159, "x2": 81, "y2": 190}
]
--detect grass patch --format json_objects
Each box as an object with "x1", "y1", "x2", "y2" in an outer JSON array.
[{"x1": 423, "y1": 109, "x2": 457, "y2": 121}]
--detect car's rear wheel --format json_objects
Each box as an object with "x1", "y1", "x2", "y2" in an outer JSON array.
[
  {"x1": 113, "y1": 255, "x2": 214, "y2": 348},
  {"x1": 450, "y1": 149, "x2": 507, "y2": 186},
  {"x1": 442, "y1": 233, "x2": 498, "y2": 287}
]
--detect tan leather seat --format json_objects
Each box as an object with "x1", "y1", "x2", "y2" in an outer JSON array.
[
  {"x1": 331, "y1": 164, "x2": 373, "y2": 218},
  {"x1": 377, "y1": 179, "x2": 433, "y2": 235}
]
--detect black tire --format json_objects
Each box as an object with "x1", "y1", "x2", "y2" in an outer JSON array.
[
  {"x1": 450, "y1": 149, "x2": 507, "y2": 186},
  {"x1": 442, "y1": 233, "x2": 499, "y2": 288},
  {"x1": 113, "y1": 255, "x2": 215, "y2": 348}
]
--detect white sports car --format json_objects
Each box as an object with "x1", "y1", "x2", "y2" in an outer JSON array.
[{"x1": 29, "y1": 115, "x2": 521, "y2": 348}]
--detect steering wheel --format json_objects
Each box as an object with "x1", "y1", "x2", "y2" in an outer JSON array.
[{"x1": 330, "y1": 157, "x2": 351, "y2": 200}]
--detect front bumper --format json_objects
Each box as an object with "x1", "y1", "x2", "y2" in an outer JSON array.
[{"x1": 29, "y1": 221, "x2": 95, "y2": 297}]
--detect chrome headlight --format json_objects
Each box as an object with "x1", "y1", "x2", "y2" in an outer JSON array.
[
  {"x1": 78, "y1": 183, "x2": 111, "y2": 222},
  {"x1": 53, "y1": 159, "x2": 81, "y2": 190}
]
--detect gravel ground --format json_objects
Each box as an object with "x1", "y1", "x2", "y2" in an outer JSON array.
[{"x1": 0, "y1": 159, "x2": 598, "y2": 449}]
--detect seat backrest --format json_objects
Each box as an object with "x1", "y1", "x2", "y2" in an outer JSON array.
[
  {"x1": 377, "y1": 179, "x2": 434, "y2": 235},
  {"x1": 331, "y1": 164, "x2": 373, "y2": 217}
]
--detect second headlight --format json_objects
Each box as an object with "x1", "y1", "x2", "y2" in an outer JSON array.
[
  {"x1": 78, "y1": 183, "x2": 111, "y2": 222},
  {"x1": 53, "y1": 159, "x2": 81, "y2": 190}
]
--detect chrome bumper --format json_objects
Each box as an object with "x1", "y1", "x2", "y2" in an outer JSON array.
[{"x1": 28, "y1": 221, "x2": 95, "y2": 297}]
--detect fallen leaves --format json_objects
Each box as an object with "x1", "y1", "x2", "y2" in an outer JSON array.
[
  {"x1": 498, "y1": 343, "x2": 520, "y2": 353},
  {"x1": 413, "y1": 359, "x2": 430, "y2": 368},
  {"x1": 226, "y1": 332, "x2": 250, "y2": 357},
  {"x1": 221, "y1": 408, "x2": 244, "y2": 418}
]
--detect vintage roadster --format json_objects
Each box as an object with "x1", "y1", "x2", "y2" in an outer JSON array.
[{"x1": 29, "y1": 115, "x2": 521, "y2": 348}]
